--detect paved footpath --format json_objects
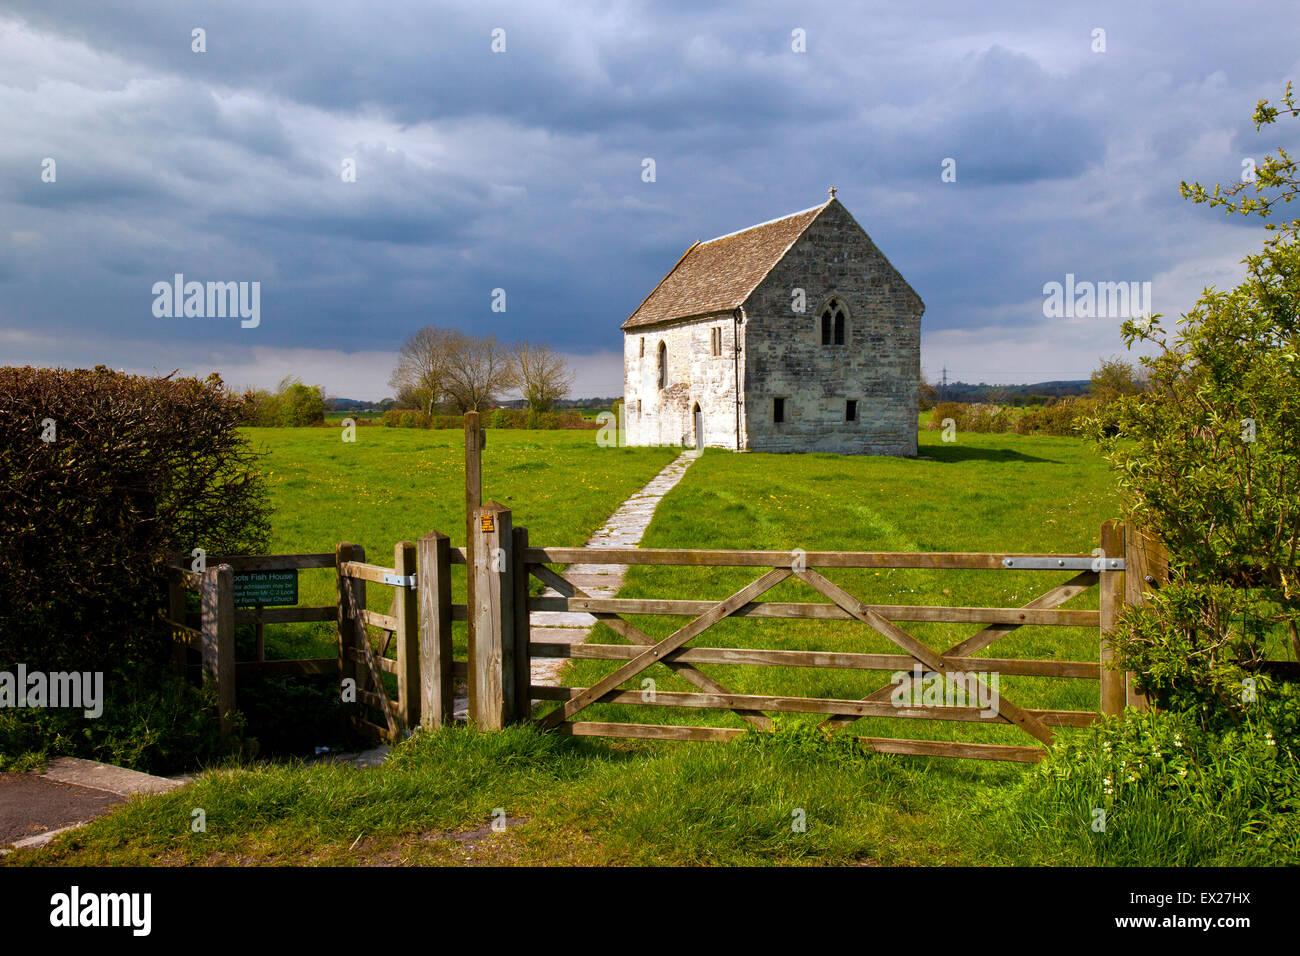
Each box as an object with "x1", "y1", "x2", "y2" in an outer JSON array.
[
  {"x1": 454, "y1": 450, "x2": 698, "y2": 715},
  {"x1": 1, "y1": 757, "x2": 183, "y2": 851}
]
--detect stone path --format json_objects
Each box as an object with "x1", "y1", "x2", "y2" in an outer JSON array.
[{"x1": 454, "y1": 450, "x2": 698, "y2": 716}]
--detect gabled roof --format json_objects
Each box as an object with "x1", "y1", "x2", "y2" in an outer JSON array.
[{"x1": 621, "y1": 201, "x2": 830, "y2": 330}]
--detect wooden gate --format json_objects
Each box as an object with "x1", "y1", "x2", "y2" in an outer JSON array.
[{"x1": 443, "y1": 509, "x2": 1164, "y2": 762}]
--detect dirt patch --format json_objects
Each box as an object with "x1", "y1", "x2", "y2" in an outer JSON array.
[{"x1": 0, "y1": 774, "x2": 123, "y2": 845}]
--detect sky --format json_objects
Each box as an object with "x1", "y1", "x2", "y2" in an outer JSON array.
[{"x1": 1, "y1": 1, "x2": 1296, "y2": 399}]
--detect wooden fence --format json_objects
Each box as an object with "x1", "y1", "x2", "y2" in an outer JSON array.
[
  {"x1": 397, "y1": 507, "x2": 1173, "y2": 762},
  {"x1": 166, "y1": 543, "x2": 434, "y2": 742},
  {"x1": 169, "y1": 505, "x2": 1293, "y2": 762}
]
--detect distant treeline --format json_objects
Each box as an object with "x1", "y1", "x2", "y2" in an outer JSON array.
[{"x1": 921, "y1": 380, "x2": 1091, "y2": 408}]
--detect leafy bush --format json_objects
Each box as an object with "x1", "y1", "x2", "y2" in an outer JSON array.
[
  {"x1": 0, "y1": 662, "x2": 224, "y2": 775},
  {"x1": 926, "y1": 401, "x2": 1013, "y2": 433},
  {"x1": 239, "y1": 376, "x2": 325, "y2": 426},
  {"x1": 1086, "y1": 88, "x2": 1300, "y2": 718},
  {"x1": 1014, "y1": 396, "x2": 1099, "y2": 436},
  {"x1": 991, "y1": 697, "x2": 1300, "y2": 865},
  {"x1": 0, "y1": 366, "x2": 271, "y2": 673}
]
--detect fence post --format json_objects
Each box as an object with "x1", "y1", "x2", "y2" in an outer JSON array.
[
  {"x1": 511, "y1": 525, "x2": 532, "y2": 720},
  {"x1": 168, "y1": 563, "x2": 188, "y2": 674},
  {"x1": 336, "y1": 542, "x2": 367, "y2": 728},
  {"x1": 1098, "y1": 520, "x2": 1127, "y2": 717},
  {"x1": 201, "y1": 563, "x2": 235, "y2": 741},
  {"x1": 1124, "y1": 525, "x2": 1168, "y2": 711},
  {"x1": 395, "y1": 540, "x2": 420, "y2": 731},
  {"x1": 465, "y1": 411, "x2": 483, "y2": 708},
  {"x1": 418, "y1": 531, "x2": 454, "y2": 729},
  {"x1": 471, "y1": 501, "x2": 514, "y2": 729}
]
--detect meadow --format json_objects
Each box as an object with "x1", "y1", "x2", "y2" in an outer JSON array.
[
  {"x1": 240, "y1": 426, "x2": 677, "y2": 662},
  {"x1": 17, "y1": 423, "x2": 1224, "y2": 867}
]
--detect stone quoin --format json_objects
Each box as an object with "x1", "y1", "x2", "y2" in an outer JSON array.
[{"x1": 621, "y1": 191, "x2": 924, "y2": 455}]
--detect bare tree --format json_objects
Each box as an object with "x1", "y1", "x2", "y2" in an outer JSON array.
[
  {"x1": 389, "y1": 326, "x2": 456, "y2": 414},
  {"x1": 443, "y1": 332, "x2": 518, "y2": 411},
  {"x1": 513, "y1": 341, "x2": 574, "y2": 413}
]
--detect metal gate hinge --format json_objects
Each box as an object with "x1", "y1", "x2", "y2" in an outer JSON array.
[
  {"x1": 1001, "y1": 556, "x2": 1125, "y2": 571},
  {"x1": 383, "y1": 573, "x2": 417, "y2": 589}
]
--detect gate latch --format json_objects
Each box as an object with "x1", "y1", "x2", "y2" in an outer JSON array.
[
  {"x1": 1001, "y1": 556, "x2": 1125, "y2": 571},
  {"x1": 383, "y1": 573, "x2": 417, "y2": 589}
]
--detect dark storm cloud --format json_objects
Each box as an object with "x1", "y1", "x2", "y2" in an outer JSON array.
[{"x1": 1, "y1": 0, "x2": 1297, "y2": 393}]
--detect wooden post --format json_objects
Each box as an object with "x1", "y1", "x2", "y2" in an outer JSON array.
[
  {"x1": 465, "y1": 411, "x2": 483, "y2": 710},
  {"x1": 471, "y1": 501, "x2": 514, "y2": 729},
  {"x1": 168, "y1": 569, "x2": 188, "y2": 674},
  {"x1": 394, "y1": 540, "x2": 420, "y2": 731},
  {"x1": 418, "y1": 531, "x2": 454, "y2": 729},
  {"x1": 1099, "y1": 520, "x2": 1127, "y2": 717},
  {"x1": 336, "y1": 542, "x2": 367, "y2": 728},
  {"x1": 1124, "y1": 526, "x2": 1168, "y2": 711},
  {"x1": 511, "y1": 525, "x2": 532, "y2": 720},
  {"x1": 201, "y1": 563, "x2": 236, "y2": 741},
  {"x1": 254, "y1": 606, "x2": 265, "y2": 663}
]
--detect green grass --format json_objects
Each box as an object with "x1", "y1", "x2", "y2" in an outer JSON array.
[
  {"x1": 239, "y1": 427, "x2": 676, "y2": 663},
  {"x1": 18, "y1": 426, "x2": 1289, "y2": 866}
]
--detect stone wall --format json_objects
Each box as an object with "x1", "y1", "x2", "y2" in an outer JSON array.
[
  {"x1": 623, "y1": 314, "x2": 743, "y2": 449},
  {"x1": 740, "y1": 201, "x2": 922, "y2": 455}
]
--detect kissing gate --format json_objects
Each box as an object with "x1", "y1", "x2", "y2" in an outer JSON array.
[{"x1": 168, "y1": 514, "x2": 1167, "y2": 764}]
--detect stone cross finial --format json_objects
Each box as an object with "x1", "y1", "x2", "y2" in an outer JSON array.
[{"x1": 828, "y1": 186, "x2": 837, "y2": 199}]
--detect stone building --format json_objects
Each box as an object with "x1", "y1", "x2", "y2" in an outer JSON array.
[{"x1": 621, "y1": 191, "x2": 924, "y2": 455}]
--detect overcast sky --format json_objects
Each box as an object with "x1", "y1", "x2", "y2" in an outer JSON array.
[{"x1": 1, "y1": 1, "x2": 1296, "y2": 399}]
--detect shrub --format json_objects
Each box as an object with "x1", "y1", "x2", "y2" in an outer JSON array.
[
  {"x1": 1015, "y1": 396, "x2": 1098, "y2": 436},
  {"x1": 0, "y1": 366, "x2": 271, "y2": 673},
  {"x1": 239, "y1": 376, "x2": 325, "y2": 427},
  {"x1": 1086, "y1": 88, "x2": 1300, "y2": 720},
  {"x1": 990, "y1": 697, "x2": 1300, "y2": 865},
  {"x1": 925, "y1": 402, "x2": 1013, "y2": 434},
  {"x1": 0, "y1": 661, "x2": 225, "y2": 774}
]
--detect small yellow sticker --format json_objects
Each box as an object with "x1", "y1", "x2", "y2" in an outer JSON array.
[{"x1": 480, "y1": 514, "x2": 495, "y2": 533}]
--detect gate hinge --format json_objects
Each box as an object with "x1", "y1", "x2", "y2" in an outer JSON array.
[
  {"x1": 1001, "y1": 556, "x2": 1125, "y2": 571},
  {"x1": 383, "y1": 573, "x2": 417, "y2": 589}
]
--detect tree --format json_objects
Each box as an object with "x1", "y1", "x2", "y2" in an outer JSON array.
[
  {"x1": 513, "y1": 341, "x2": 574, "y2": 413},
  {"x1": 442, "y1": 332, "x2": 518, "y2": 412},
  {"x1": 389, "y1": 326, "x2": 456, "y2": 415},
  {"x1": 1088, "y1": 86, "x2": 1300, "y2": 719},
  {"x1": 1088, "y1": 357, "x2": 1146, "y2": 404}
]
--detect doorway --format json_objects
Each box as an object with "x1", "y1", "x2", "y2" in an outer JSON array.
[{"x1": 692, "y1": 403, "x2": 703, "y2": 449}]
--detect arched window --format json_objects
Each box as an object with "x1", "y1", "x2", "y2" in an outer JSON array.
[
  {"x1": 657, "y1": 341, "x2": 667, "y2": 389},
  {"x1": 820, "y1": 299, "x2": 848, "y2": 346}
]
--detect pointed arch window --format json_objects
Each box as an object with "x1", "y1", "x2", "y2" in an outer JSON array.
[
  {"x1": 657, "y1": 341, "x2": 668, "y2": 389},
  {"x1": 820, "y1": 299, "x2": 848, "y2": 346}
]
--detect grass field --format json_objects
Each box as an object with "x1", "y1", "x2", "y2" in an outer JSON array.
[
  {"x1": 240, "y1": 427, "x2": 677, "y2": 662},
  {"x1": 11, "y1": 424, "x2": 1197, "y2": 867}
]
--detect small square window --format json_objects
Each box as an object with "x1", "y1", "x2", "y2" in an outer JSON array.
[
  {"x1": 773, "y1": 397, "x2": 786, "y2": 423},
  {"x1": 846, "y1": 400, "x2": 858, "y2": 422}
]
